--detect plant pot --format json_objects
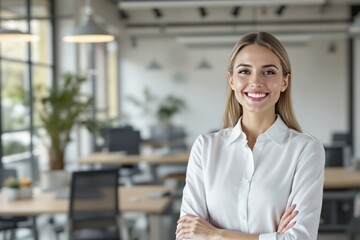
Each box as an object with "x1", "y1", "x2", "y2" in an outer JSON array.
[
  {"x1": 3, "y1": 188, "x2": 19, "y2": 200},
  {"x1": 19, "y1": 187, "x2": 33, "y2": 199},
  {"x1": 40, "y1": 170, "x2": 70, "y2": 191}
]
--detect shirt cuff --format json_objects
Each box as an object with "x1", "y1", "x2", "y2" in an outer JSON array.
[{"x1": 259, "y1": 232, "x2": 277, "y2": 240}]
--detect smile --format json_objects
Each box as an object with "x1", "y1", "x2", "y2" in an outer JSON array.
[{"x1": 246, "y1": 93, "x2": 267, "y2": 98}]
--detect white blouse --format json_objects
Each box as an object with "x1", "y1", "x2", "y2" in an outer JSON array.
[{"x1": 180, "y1": 116, "x2": 325, "y2": 240}]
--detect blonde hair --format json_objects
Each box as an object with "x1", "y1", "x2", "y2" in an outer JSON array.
[{"x1": 223, "y1": 32, "x2": 301, "y2": 132}]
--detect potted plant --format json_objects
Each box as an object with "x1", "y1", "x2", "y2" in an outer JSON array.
[
  {"x1": 38, "y1": 73, "x2": 94, "y2": 170},
  {"x1": 3, "y1": 177, "x2": 20, "y2": 200},
  {"x1": 126, "y1": 88, "x2": 186, "y2": 145},
  {"x1": 37, "y1": 73, "x2": 95, "y2": 189},
  {"x1": 156, "y1": 95, "x2": 186, "y2": 124},
  {"x1": 19, "y1": 177, "x2": 33, "y2": 199}
]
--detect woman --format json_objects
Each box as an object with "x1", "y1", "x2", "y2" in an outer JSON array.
[{"x1": 176, "y1": 32, "x2": 325, "y2": 240}]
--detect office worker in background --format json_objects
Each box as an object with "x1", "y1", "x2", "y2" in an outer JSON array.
[{"x1": 176, "y1": 32, "x2": 325, "y2": 240}]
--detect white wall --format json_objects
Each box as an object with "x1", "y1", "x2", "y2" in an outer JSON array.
[{"x1": 120, "y1": 36, "x2": 348, "y2": 146}]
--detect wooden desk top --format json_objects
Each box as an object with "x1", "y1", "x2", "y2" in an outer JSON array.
[
  {"x1": 0, "y1": 185, "x2": 174, "y2": 216},
  {"x1": 324, "y1": 167, "x2": 360, "y2": 189},
  {"x1": 78, "y1": 151, "x2": 189, "y2": 165}
]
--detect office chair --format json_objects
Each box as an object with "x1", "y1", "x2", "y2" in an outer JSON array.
[
  {"x1": 0, "y1": 220, "x2": 17, "y2": 240},
  {"x1": 348, "y1": 217, "x2": 360, "y2": 240},
  {"x1": 0, "y1": 168, "x2": 34, "y2": 239},
  {"x1": 55, "y1": 169, "x2": 121, "y2": 240},
  {"x1": 324, "y1": 145, "x2": 345, "y2": 167},
  {"x1": 102, "y1": 126, "x2": 143, "y2": 185}
]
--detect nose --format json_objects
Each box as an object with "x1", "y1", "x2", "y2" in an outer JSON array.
[{"x1": 249, "y1": 74, "x2": 264, "y2": 88}]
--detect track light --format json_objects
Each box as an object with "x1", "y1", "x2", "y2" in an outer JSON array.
[
  {"x1": 275, "y1": 5, "x2": 287, "y2": 16},
  {"x1": 199, "y1": 7, "x2": 207, "y2": 18},
  {"x1": 152, "y1": 8, "x2": 163, "y2": 18},
  {"x1": 232, "y1": 7, "x2": 241, "y2": 17}
]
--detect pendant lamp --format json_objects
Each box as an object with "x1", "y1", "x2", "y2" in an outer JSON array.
[
  {"x1": 0, "y1": 29, "x2": 37, "y2": 42},
  {"x1": 197, "y1": 59, "x2": 212, "y2": 69},
  {"x1": 350, "y1": 13, "x2": 360, "y2": 35},
  {"x1": 63, "y1": 0, "x2": 115, "y2": 43},
  {"x1": 0, "y1": 2, "x2": 37, "y2": 42}
]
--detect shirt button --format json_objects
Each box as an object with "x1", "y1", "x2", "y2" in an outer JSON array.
[
  {"x1": 243, "y1": 179, "x2": 249, "y2": 185},
  {"x1": 241, "y1": 214, "x2": 246, "y2": 221}
]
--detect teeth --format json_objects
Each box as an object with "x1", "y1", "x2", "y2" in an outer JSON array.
[{"x1": 247, "y1": 93, "x2": 267, "y2": 98}]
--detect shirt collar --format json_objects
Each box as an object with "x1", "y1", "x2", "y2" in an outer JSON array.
[
  {"x1": 263, "y1": 115, "x2": 289, "y2": 146},
  {"x1": 227, "y1": 115, "x2": 289, "y2": 146},
  {"x1": 228, "y1": 117, "x2": 247, "y2": 145}
]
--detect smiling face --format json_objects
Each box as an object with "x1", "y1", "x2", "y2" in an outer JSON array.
[{"x1": 228, "y1": 44, "x2": 289, "y2": 118}]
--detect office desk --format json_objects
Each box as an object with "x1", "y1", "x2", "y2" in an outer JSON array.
[
  {"x1": 78, "y1": 151, "x2": 189, "y2": 165},
  {"x1": 0, "y1": 185, "x2": 174, "y2": 240},
  {"x1": 78, "y1": 152, "x2": 190, "y2": 184},
  {"x1": 322, "y1": 167, "x2": 360, "y2": 232},
  {"x1": 324, "y1": 167, "x2": 360, "y2": 189}
]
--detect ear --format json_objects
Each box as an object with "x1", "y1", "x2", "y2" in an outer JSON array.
[
  {"x1": 228, "y1": 72, "x2": 235, "y2": 90},
  {"x1": 281, "y1": 73, "x2": 290, "y2": 92}
]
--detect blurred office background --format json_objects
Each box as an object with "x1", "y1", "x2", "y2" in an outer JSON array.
[{"x1": 1, "y1": 0, "x2": 360, "y2": 239}]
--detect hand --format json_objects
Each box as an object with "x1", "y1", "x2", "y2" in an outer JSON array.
[
  {"x1": 277, "y1": 204, "x2": 298, "y2": 233},
  {"x1": 176, "y1": 215, "x2": 219, "y2": 240}
]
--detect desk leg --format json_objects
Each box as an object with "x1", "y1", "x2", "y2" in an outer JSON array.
[
  {"x1": 148, "y1": 214, "x2": 161, "y2": 240},
  {"x1": 31, "y1": 216, "x2": 39, "y2": 240},
  {"x1": 149, "y1": 164, "x2": 160, "y2": 184}
]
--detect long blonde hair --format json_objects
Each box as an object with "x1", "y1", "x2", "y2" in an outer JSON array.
[{"x1": 223, "y1": 32, "x2": 301, "y2": 132}]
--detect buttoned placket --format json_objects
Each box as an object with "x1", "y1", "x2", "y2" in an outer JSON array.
[{"x1": 237, "y1": 136, "x2": 266, "y2": 232}]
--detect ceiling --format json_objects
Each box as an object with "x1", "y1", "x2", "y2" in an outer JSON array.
[{"x1": 111, "y1": 0, "x2": 360, "y2": 40}]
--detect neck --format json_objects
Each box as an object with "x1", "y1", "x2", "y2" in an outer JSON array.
[{"x1": 241, "y1": 111, "x2": 276, "y2": 149}]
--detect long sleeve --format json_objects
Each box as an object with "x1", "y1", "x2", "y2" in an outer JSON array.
[
  {"x1": 259, "y1": 138, "x2": 325, "y2": 240},
  {"x1": 180, "y1": 136, "x2": 209, "y2": 219}
]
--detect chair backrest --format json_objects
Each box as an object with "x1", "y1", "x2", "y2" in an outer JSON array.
[
  {"x1": 0, "y1": 168, "x2": 17, "y2": 188},
  {"x1": 103, "y1": 127, "x2": 141, "y2": 155},
  {"x1": 324, "y1": 145, "x2": 345, "y2": 167},
  {"x1": 69, "y1": 169, "x2": 119, "y2": 223}
]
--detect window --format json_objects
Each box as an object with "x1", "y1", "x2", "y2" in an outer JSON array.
[{"x1": 0, "y1": 0, "x2": 54, "y2": 180}]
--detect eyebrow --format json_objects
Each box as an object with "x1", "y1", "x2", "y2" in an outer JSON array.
[{"x1": 236, "y1": 63, "x2": 279, "y2": 70}]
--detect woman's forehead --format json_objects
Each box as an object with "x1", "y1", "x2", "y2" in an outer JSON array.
[{"x1": 234, "y1": 44, "x2": 281, "y2": 67}]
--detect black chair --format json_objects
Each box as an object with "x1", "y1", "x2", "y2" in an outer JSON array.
[
  {"x1": 60, "y1": 169, "x2": 121, "y2": 240},
  {"x1": 0, "y1": 220, "x2": 17, "y2": 240},
  {"x1": 0, "y1": 168, "x2": 35, "y2": 239},
  {"x1": 348, "y1": 216, "x2": 360, "y2": 240},
  {"x1": 101, "y1": 126, "x2": 142, "y2": 185},
  {"x1": 324, "y1": 145, "x2": 345, "y2": 167}
]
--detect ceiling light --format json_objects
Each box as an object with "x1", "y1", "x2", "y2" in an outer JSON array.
[
  {"x1": 0, "y1": 1, "x2": 38, "y2": 42},
  {"x1": 199, "y1": 7, "x2": 207, "y2": 18},
  {"x1": 275, "y1": 5, "x2": 287, "y2": 15},
  {"x1": 349, "y1": 14, "x2": 360, "y2": 35},
  {"x1": 63, "y1": 0, "x2": 115, "y2": 43},
  {"x1": 0, "y1": 29, "x2": 39, "y2": 42},
  {"x1": 197, "y1": 59, "x2": 212, "y2": 70},
  {"x1": 147, "y1": 59, "x2": 162, "y2": 70}
]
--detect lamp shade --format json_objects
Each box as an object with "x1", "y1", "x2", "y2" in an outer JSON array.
[
  {"x1": 349, "y1": 14, "x2": 360, "y2": 35},
  {"x1": 197, "y1": 59, "x2": 212, "y2": 69},
  {"x1": 63, "y1": 17, "x2": 115, "y2": 43},
  {"x1": 0, "y1": 29, "x2": 38, "y2": 42},
  {"x1": 147, "y1": 59, "x2": 162, "y2": 70}
]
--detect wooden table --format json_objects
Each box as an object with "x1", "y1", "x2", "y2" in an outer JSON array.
[
  {"x1": 322, "y1": 167, "x2": 360, "y2": 232},
  {"x1": 78, "y1": 151, "x2": 190, "y2": 184},
  {"x1": 0, "y1": 185, "x2": 174, "y2": 240},
  {"x1": 78, "y1": 151, "x2": 189, "y2": 165},
  {"x1": 324, "y1": 167, "x2": 360, "y2": 189}
]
